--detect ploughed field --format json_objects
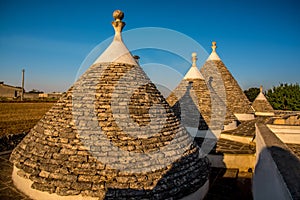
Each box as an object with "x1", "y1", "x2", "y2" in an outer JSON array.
[{"x1": 0, "y1": 102, "x2": 54, "y2": 136}]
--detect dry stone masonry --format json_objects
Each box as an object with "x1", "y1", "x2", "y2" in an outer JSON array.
[
  {"x1": 167, "y1": 53, "x2": 237, "y2": 133},
  {"x1": 252, "y1": 86, "x2": 274, "y2": 116},
  {"x1": 200, "y1": 42, "x2": 253, "y2": 115},
  {"x1": 167, "y1": 79, "x2": 212, "y2": 131},
  {"x1": 10, "y1": 10, "x2": 210, "y2": 200}
]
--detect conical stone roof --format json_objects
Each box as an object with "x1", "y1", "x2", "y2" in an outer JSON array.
[
  {"x1": 167, "y1": 53, "x2": 211, "y2": 132},
  {"x1": 10, "y1": 10, "x2": 209, "y2": 200},
  {"x1": 200, "y1": 42, "x2": 253, "y2": 116},
  {"x1": 252, "y1": 86, "x2": 274, "y2": 116},
  {"x1": 167, "y1": 53, "x2": 236, "y2": 136}
]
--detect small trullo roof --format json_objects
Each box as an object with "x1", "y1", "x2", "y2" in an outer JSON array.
[{"x1": 252, "y1": 85, "x2": 274, "y2": 116}]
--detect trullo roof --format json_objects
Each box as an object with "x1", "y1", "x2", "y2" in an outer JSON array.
[
  {"x1": 200, "y1": 42, "x2": 253, "y2": 116},
  {"x1": 167, "y1": 53, "x2": 236, "y2": 136},
  {"x1": 252, "y1": 85, "x2": 274, "y2": 116},
  {"x1": 10, "y1": 10, "x2": 209, "y2": 200}
]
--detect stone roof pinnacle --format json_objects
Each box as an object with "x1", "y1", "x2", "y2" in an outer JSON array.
[
  {"x1": 212, "y1": 41, "x2": 217, "y2": 52},
  {"x1": 255, "y1": 85, "x2": 268, "y2": 101},
  {"x1": 112, "y1": 10, "x2": 125, "y2": 41},
  {"x1": 192, "y1": 52, "x2": 197, "y2": 67},
  {"x1": 207, "y1": 41, "x2": 221, "y2": 61},
  {"x1": 183, "y1": 52, "x2": 204, "y2": 80}
]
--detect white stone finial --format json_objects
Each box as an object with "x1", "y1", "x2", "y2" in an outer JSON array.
[
  {"x1": 207, "y1": 41, "x2": 221, "y2": 61},
  {"x1": 184, "y1": 52, "x2": 204, "y2": 80},
  {"x1": 192, "y1": 52, "x2": 197, "y2": 67},
  {"x1": 93, "y1": 10, "x2": 137, "y2": 65},
  {"x1": 112, "y1": 10, "x2": 125, "y2": 41},
  {"x1": 212, "y1": 41, "x2": 217, "y2": 52}
]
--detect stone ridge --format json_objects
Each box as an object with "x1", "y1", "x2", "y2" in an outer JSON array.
[
  {"x1": 10, "y1": 62, "x2": 209, "y2": 199},
  {"x1": 201, "y1": 60, "x2": 253, "y2": 114}
]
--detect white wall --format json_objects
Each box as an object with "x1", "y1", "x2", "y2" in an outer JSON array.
[{"x1": 252, "y1": 124, "x2": 293, "y2": 200}]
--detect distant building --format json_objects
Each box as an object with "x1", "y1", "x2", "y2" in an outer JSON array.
[
  {"x1": 38, "y1": 92, "x2": 62, "y2": 99},
  {"x1": 0, "y1": 81, "x2": 23, "y2": 99},
  {"x1": 0, "y1": 81, "x2": 62, "y2": 100}
]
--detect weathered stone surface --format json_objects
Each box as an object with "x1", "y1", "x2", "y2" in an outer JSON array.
[
  {"x1": 195, "y1": 137, "x2": 255, "y2": 154},
  {"x1": 201, "y1": 60, "x2": 253, "y2": 114},
  {"x1": 56, "y1": 187, "x2": 81, "y2": 196},
  {"x1": 39, "y1": 170, "x2": 50, "y2": 178},
  {"x1": 167, "y1": 77, "x2": 237, "y2": 132},
  {"x1": 252, "y1": 99, "x2": 274, "y2": 113},
  {"x1": 167, "y1": 79, "x2": 212, "y2": 129},
  {"x1": 71, "y1": 182, "x2": 92, "y2": 191},
  {"x1": 31, "y1": 182, "x2": 56, "y2": 194}
]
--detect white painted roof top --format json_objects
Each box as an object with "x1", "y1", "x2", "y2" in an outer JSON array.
[
  {"x1": 93, "y1": 10, "x2": 137, "y2": 65},
  {"x1": 255, "y1": 92, "x2": 267, "y2": 101},
  {"x1": 93, "y1": 40, "x2": 137, "y2": 65},
  {"x1": 207, "y1": 41, "x2": 221, "y2": 61},
  {"x1": 184, "y1": 52, "x2": 204, "y2": 80}
]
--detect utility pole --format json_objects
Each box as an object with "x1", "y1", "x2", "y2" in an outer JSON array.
[{"x1": 21, "y1": 69, "x2": 25, "y2": 101}]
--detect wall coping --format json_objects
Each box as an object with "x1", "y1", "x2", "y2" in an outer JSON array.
[{"x1": 255, "y1": 123, "x2": 300, "y2": 199}]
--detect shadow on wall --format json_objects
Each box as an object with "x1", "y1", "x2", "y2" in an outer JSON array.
[
  {"x1": 171, "y1": 82, "x2": 209, "y2": 131},
  {"x1": 253, "y1": 146, "x2": 300, "y2": 200}
]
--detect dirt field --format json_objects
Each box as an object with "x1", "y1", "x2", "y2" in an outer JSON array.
[{"x1": 0, "y1": 102, "x2": 54, "y2": 136}]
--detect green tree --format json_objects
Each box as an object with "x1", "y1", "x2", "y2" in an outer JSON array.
[
  {"x1": 244, "y1": 87, "x2": 260, "y2": 102},
  {"x1": 265, "y1": 83, "x2": 300, "y2": 111}
]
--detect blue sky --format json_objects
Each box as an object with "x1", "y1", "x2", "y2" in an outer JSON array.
[{"x1": 1, "y1": 0, "x2": 300, "y2": 93}]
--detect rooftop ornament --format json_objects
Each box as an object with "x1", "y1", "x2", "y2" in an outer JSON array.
[
  {"x1": 192, "y1": 52, "x2": 197, "y2": 67},
  {"x1": 112, "y1": 10, "x2": 125, "y2": 41},
  {"x1": 211, "y1": 41, "x2": 217, "y2": 52},
  {"x1": 207, "y1": 41, "x2": 221, "y2": 61}
]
